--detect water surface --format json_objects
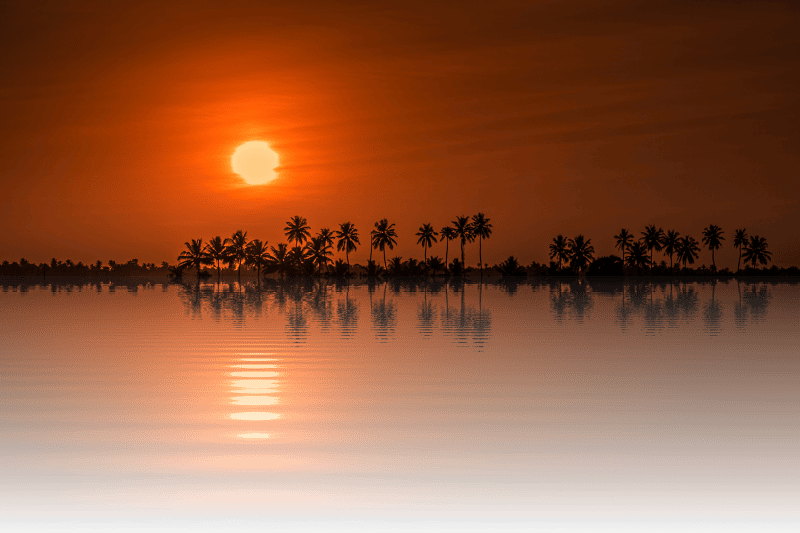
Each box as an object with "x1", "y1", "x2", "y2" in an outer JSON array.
[{"x1": 2, "y1": 278, "x2": 799, "y2": 531}]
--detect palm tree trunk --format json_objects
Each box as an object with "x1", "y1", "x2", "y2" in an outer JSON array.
[
  {"x1": 479, "y1": 238, "x2": 482, "y2": 277},
  {"x1": 737, "y1": 249, "x2": 741, "y2": 274},
  {"x1": 445, "y1": 240, "x2": 449, "y2": 266}
]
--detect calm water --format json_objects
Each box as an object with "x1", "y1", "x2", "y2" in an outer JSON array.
[{"x1": 2, "y1": 278, "x2": 799, "y2": 532}]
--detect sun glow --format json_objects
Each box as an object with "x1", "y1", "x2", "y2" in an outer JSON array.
[{"x1": 231, "y1": 141, "x2": 279, "y2": 185}]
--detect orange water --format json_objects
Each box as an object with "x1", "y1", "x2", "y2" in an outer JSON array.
[{"x1": 2, "y1": 278, "x2": 799, "y2": 531}]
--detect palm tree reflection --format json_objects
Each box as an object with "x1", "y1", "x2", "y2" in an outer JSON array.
[
  {"x1": 370, "y1": 282, "x2": 397, "y2": 342},
  {"x1": 336, "y1": 283, "x2": 359, "y2": 338},
  {"x1": 286, "y1": 282, "x2": 309, "y2": 343},
  {"x1": 308, "y1": 281, "x2": 333, "y2": 332},
  {"x1": 550, "y1": 279, "x2": 593, "y2": 323},
  {"x1": 703, "y1": 280, "x2": 723, "y2": 335},
  {"x1": 441, "y1": 281, "x2": 492, "y2": 350},
  {"x1": 417, "y1": 283, "x2": 436, "y2": 337},
  {"x1": 736, "y1": 281, "x2": 771, "y2": 326}
]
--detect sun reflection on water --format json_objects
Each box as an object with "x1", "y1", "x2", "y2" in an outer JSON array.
[
  {"x1": 237, "y1": 433, "x2": 272, "y2": 439},
  {"x1": 228, "y1": 355, "x2": 281, "y2": 439}
]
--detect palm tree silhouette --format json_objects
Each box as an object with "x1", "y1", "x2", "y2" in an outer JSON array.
[
  {"x1": 549, "y1": 235, "x2": 569, "y2": 271},
  {"x1": 266, "y1": 243, "x2": 291, "y2": 277},
  {"x1": 640, "y1": 225, "x2": 664, "y2": 274},
  {"x1": 178, "y1": 238, "x2": 212, "y2": 277},
  {"x1": 427, "y1": 256, "x2": 444, "y2": 277},
  {"x1": 369, "y1": 228, "x2": 376, "y2": 264},
  {"x1": 625, "y1": 241, "x2": 651, "y2": 276},
  {"x1": 305, "y1": 236, "x2": 333, "y2": 274},
  {"x1": 567, "y1": 234, "x2": 594, "y2": 273},
  {"x1": 614, "y1": 228, "x2": 633, "y2": 267},
  {"x1": 316, "y1": 228, "x2": 335, "y2": 273},
  {"x1": 701, "y1": 224, "x2": 725, "y2": 272},
  {"x1": 662, "y1": 229, "x2": 681, "y2": 274},
  {"x1": 388, "y1": 256, "x2": 404, "y2": 276},
  {"x1": 284, "y1": 216, "x2": 311, "y2": 256},
  {"x1": 204, "y1": 235, "x2": 231, "y2": 279},
  {"x1": 287, "y1": 246, "x2": 311, "y2": 274},
  {"x1": 471, "y1": 213, "x2": 492, "y2": 276},
  {"x1": 245, "y1": 239, "x2": 269, "y2": 279},
  {"x1": 733, "y1": 228, "x2": 748, "y2": 274},
  {"x1": 497, "y1": 255, "x2": 526, "y2": 276},
  {"x1": 440, "y1": 226, "x2": 456, "y2": 267},
  {"x1": 742, "y1": 235, "x2": 772, "y2": 269},
  {"x1": 226, "y1": 230, "x2": 249, "y2": 280},
  {"x1": 451, "y1": 216, "x2": 474, "y2": 269},
  {"x1": 372, "y1": 218, "x2": 397, "y2": 270},
  {"x1": 415, "y1": 223, "x2": 438, "y2": 263},
  {"x1": 335, "y1": 222, "x2": 360, "y2": 270},
  {"x1": 676, "y1": 236, "x2": 700, "y2": 271}
]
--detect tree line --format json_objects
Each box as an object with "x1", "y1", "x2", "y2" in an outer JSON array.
[
  {"x1": 0, "y1": 218, "x2": 791, "y2": 279},
  {"x1": 174, "y1": 213, "x2": 493, "y2": 279},
  {"x1": 546, "y1": 225, "x2": 775, "y2": 277}
]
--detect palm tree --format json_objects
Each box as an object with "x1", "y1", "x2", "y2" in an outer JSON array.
[
  {"x1": 287, "y1": 246, "x2": 311, "y2": 274},
  {"x1": 427, "y1": 256, "x2": 444, "y2": 277},
  {"x1": 451, "y1": 216, "x2": 474, "y2": 268},
  {"x1": 733, "y1": 228, "x2": 748, "y2": 274},
  {"x1": 440, "y1": 226, "x2": 456, "y2": 266},
  {"x1": 567, "y1": 234, "x2": 594, "y2": 273},
  {"x1": 549, "y1": 235, "x2": 569, "y2": 271},
  {"x1": 305, "y1": 236, "x2": 333, "y2": 274},
  {"x1": 266, "y1": 243, "x2": 291, "y2": 277},
  {"x1": 676, "y1": 236, "x2": 700, "y2": 271},
  {"x1": 470, "y1": 212, "x2": 492, "y2": 276},
  {"x1": 284, "y1": 216, "x2": 311, "y2": 256},
  {"x1": 204, "y1": 235, "x2": 231, "y2": 279},
  {"x1": 742, "y1": 235, "x2": 772, "y2": 269},
  {"x1": 497, "y1": 255, "x2": 526, "y2": 277},
  {"x1": 415, "y1": 223, "x2": 438, "y2": 263},
  {"x1": 388, "y1": 256, "x2": 404, "y2": 276},
  {"x1": 335, "y1": 222, "x2": 360, "y2": 269},
  {"x1": 662, "y1": 230, "x2": 681, "y2": 274},
  {"x1": 245, "y1": 239, "x2": 269, "y2": 279},
  {"x1": 625, "y1": 241, "x2": 651, "y2": 276},
  {"x1": 226, "y1": 230, "x2": 249, "y2": 279},
  {"x1": 641, "y1": 225, "x2": 664, "y2": 274},
  {"x1": 178, "y1": 238, "x2": 212, "y2": 277},
  {"x1": 316, "y1": 228, "x2": 335, "y2": 273},
  {"x1": 701, "y1": 224, "x2": 725, "y2": 272},
  {"x1": 614, "y1": 228, "x2": 633, "y2": 266},
  {"x1": 371, "y1": 218, "x2": 397, "y2": 269}
]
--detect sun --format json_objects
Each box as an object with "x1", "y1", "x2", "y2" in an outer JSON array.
[{"x1": 231, "y1": 141, "x2": 280, "y2": 185}]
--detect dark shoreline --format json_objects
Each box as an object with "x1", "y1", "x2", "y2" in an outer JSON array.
[{"x1": 2, "y1": 274, "x2": 799, "y2": 288}]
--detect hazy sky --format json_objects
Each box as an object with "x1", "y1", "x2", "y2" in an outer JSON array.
[{"x1": 2, "y1": 0, "x2": 799, "y2": 267}]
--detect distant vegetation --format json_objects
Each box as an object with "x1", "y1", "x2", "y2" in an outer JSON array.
[{"x1": 2, "y1": 218, "x2": 797, "y2": 279}]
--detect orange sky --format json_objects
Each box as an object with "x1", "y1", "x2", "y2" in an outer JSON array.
[{"x1": 2, "y1": 0, "x2": 799, "y2": 268}]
